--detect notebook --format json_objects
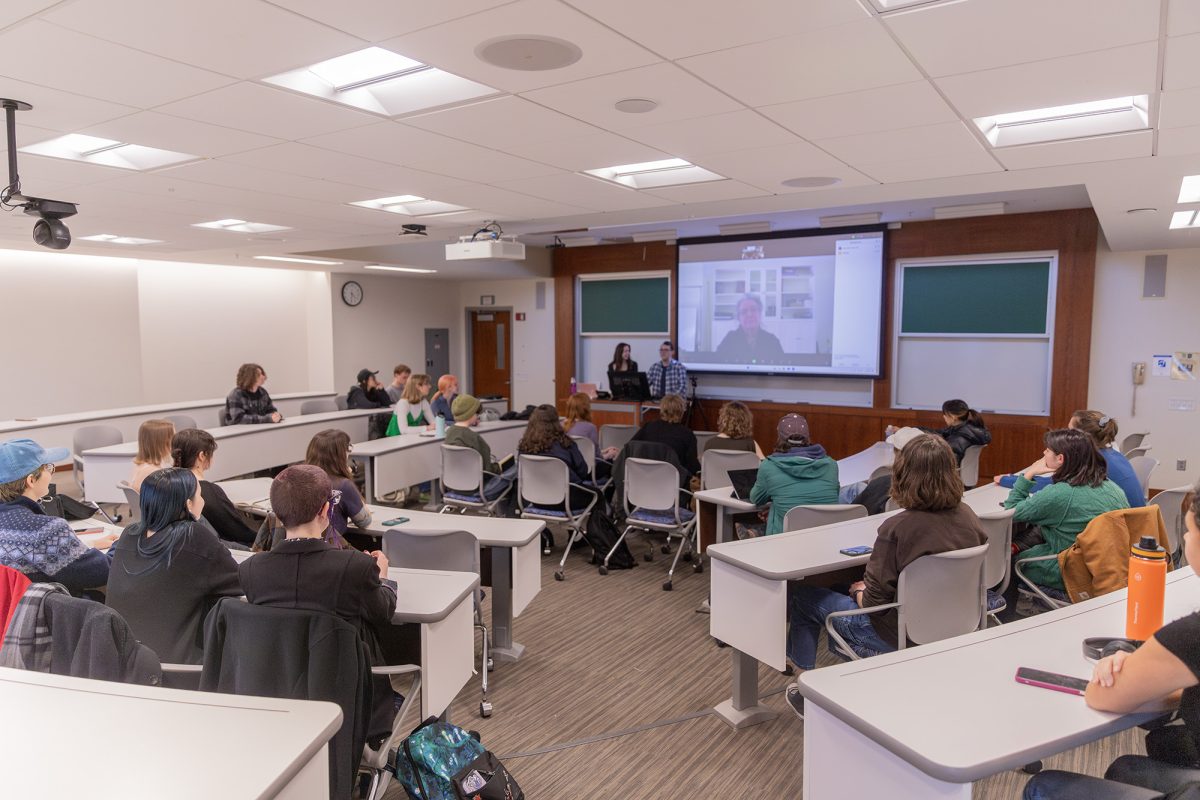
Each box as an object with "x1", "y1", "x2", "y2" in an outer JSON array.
[{"x1": 727, "y1": 468, "x2": 760, "y2": 502}]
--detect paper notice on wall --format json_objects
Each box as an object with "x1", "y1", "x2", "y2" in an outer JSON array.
[
  {"x1": 1172, "y1": 352, "x2": 1197, "y2": 380},
  {"x1": 1152, "y1": 355, "x2": 1171, "y2": 377}
]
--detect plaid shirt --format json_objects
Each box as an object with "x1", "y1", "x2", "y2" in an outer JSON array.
[
  {"x1": 646, "y1": 359, "x2": 688, "y2": 399},
  {"x1": 224, "y1": 387, "x2": 279, "y2": 425},
  {"x1": 0, "y1": 582, "x2": 67, "y2": 672}
]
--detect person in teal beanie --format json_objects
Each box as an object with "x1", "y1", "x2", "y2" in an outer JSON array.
[{"x1": 749, "y1": 414, "x2": 840, "y2": 535}]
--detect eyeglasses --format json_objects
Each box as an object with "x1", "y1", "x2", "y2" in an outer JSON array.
[{"x1": 41, "y1": 463, "x2": 56, "y2": 475}]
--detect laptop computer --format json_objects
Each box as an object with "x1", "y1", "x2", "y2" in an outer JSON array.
[
  {"x1": 609, "y1": 370, "x2": 651, "y2": 401},
  {"x1": 727, "y1": 468, "x2": 760, "y2": 502}
]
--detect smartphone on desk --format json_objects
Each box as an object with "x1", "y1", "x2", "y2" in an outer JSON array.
[
  {"x1": 1015, "y1": 667, "x2": 1089, "y2": 696},
  {"x1": 839, "y1": 545, "x2": 873, "y2": 557},
  {"x1": 381, "y1": 517, "x2": 410, "y2": 526}
]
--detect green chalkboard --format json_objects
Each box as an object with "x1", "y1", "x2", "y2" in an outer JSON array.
[
  {"x1": 901, "y1": 261, "x2": 1051, "y2": 334},
  {"x1": 580, "y1": 276, "x2": 670, "y2": 334}
]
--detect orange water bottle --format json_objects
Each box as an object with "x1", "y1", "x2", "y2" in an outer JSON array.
[{"x1": 1126, "y1": 535, "x2": 1167, "y2": 640}]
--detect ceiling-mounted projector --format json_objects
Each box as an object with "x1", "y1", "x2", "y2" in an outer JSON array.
[{"x1": 445, "y1": 234, "x2": 525, "y2": 261}]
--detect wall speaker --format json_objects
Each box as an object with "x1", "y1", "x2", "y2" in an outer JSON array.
[{"x1": 1143, "y1": 254, "x2": 1167, "y2": 298}]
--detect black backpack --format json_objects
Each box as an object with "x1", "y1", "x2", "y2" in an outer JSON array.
[{"x1": 583, "y1": 507, "x2": 636, "y2": 569}]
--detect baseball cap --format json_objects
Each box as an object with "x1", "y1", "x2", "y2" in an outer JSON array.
[
  {"x1": 886, "y1": 426, "x2": 925, "y2": 451},
  {"x1": 356, "y1": 368, "x2": 378, "y2": 383},
  {"x1": 776, "y1": 413, "x2": 810, "y2": 442},
  {"x1": 452, "y1": 393, "x2": 482, "y2": 421},
  {"x1": 0, "y1": 438, "x2": 70, "y2": 484}
]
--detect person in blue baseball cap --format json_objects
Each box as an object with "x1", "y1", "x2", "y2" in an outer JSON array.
[{"x1": 0, "y1": 438, "x2": 114, "y2": 595}]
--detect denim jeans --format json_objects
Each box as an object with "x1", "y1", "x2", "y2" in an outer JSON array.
[
  {"x1": 787, "y1": 584, "x2": 895, "y2": 670},
  {"x1": 482, "y1": 464, "x2": 518, "y2": 501},
  {"x1": 1022, "y1": 770, "x2": 1163, "y2": 800}
]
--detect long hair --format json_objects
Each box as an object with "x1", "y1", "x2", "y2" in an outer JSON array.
[
  {"x1": 402, "y1": 373, "x2": 431, "y2": 404},
  {"x1": 135, "y1": 419, "x2": 175, "y2": 466},
  {"x1": 889, "y1": 435, "x2": 963, "y2": 511},
  {"x1": 236, "y1": 363, "x2": 264, "y2": 392},
  {"x1": 139, "y1": 468, "x2": 198, "y2": 533},
  {"x1": 519, "y1": 406, "x2": 572, "y2": 454},
  {"x1": 433, "y1": 374, "x2": 457, "y2": 401},
  {"x1": 564, "y1": 393, "x2": 592, "y2": 432},
  {"x1": 1071, "y1": 409, "x2": 1119, "y2": 448},
  {"x1": 717, "y1": 401, "x2": 753, "y2": 440},
  {"x1": 942, "y1": 398, "x2": 985, "y2": 428},
  {"x1": 610, "y1": 342, "x2": 632, "y2": 370},
  {"x1": 1045, "y1": 428, "x2": 1108, "y2": 487},
  {"x1": 305, "y1": 429, "x2": 354, "y2": 481}
]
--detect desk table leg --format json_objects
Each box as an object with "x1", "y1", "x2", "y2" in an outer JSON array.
[
  {"x1": 713, "y1": 648, "x2": 777, "y2": 728},
  {"x1": 489, "y1": 546, "x2": 525, "y2": 663},
  {"x1": 353, "y1": 455, "x2": 375, "y2": 503}
]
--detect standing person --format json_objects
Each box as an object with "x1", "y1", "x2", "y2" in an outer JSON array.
[
  {"x1": 646, "y1": 340, "x2": 688, "y2": 401},
  {"x1": 225, "y1": 363, "x2": 281, "y2": 425},
  {"x1": 716, "y1": 295, "x2": 785, "y2": 362},
  {"x1": 304, "y1": 429, "x2": 370, "y2": 549},
  {"x1": 172, "y1": 429, "x2": 257, "y2": 547},
  {"x1": 106, "y1": 467, "x2": 241, "y2": 664},
  {"x1": 429, "y1": 375, "x2": 459, "y2": 422},
  {"x1": 347, "y1": 369, "x2": 393, "y2": 440},
  {"x1": 385, "y1": 364, "x2": 411, "y2": 405},
  {"x1": 127, "y1": 419, "x2": 175, "y2": 492},
  {"x1": 747, "y1": 414, "x2": 840, "y2": 536},
  {"x1": 631, "y1": 394, "x2": 700, "y2": 476},
  {"x1": 702, "y1": 401, "x2": 764, "y2": 459},
  {"x1": 608, "y1": 342, "x2": 638, "y2": 374},
  {"x1": 391, "y1": 373, "x2": 434, "y2": 434},
  {"x1": 0, "y1": 438, "x2": 114, "y2": 595}
]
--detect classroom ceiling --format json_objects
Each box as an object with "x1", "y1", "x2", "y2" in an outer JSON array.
[{"x1": 0, "y1": 0, "x2": 1197, "y2": 278}]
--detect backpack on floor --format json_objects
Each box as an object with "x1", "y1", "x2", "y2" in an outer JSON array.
[
  {"x1": 584, "y1": 507, "x2": 636, "y2": 569},
  {"x1": 394, "y1": 718, "x2": 523, "y2": 800}
]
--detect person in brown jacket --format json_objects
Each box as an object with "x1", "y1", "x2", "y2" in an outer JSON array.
[{"x1": 784, "y1": 434, "x2": 987, "y2": 670}]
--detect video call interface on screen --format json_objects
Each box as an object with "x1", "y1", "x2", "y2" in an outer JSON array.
[{"x1": 676, "y1": 230, "x2": 885, "y2": 378}]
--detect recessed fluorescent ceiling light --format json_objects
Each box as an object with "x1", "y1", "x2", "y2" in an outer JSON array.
[
  {"x1": 1170, "y1": 211, "x2": 1200, "y2": 230},
  {"x1": 932, "y1": 202, "x2": 1006, "y2": 220},
  {"x1": 264, "y1": 46, "x2": 498, "y2": 117},
  {"x1": 630, "y1": 229, "x2": 676, "y2": 243},
  {"x1": 350, "y1": 195, "x2": 470, "y2": 216},
  {"x1": 974, "y1": 96, "x2": 1149, "y2": 148},
  {"x1": 78, "y1": 234, "x2": 163, "y2": 245},
  {"x1": 719, "y1": 221, "x2": 772, "y2": 236},
  {"x1": 20, "y1": 133, "x2": 199, "y2": 170},
  {"x1": 561, "y1": 236, "x2": 599, "y2": 247},
  {"x1": 193, "y1": 219, "x2": 291, "y2": 233},
  {"x1": 253, "y1": 255, "x2": 344, "y2": 265},
  {"x1": 866, "y1": 0, "x2": 959, "y2": 12},
  {"x1": 1177, "y1": 175, "x2": 1200, "y2": 203},
  {"x1": 364, "y1": 264, "x2": 437, "y2": 273},
  {"x1": 819, "y1": 212, "x2": 882, "y2": 228},
  {"x1": 584, "y1": 158, "x2": 724, "y2": 190}
]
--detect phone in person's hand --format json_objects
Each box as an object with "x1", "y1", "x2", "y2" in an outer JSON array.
[
  {"x1": 1014, "y1": 667, "x2": 1089, "y2": 696},
  {"x1": 381, "y1": 517, "x2": 409, "y2": 526},
  {"x1": 839, "y1": 545, "x2": 873, "y2": 556}
]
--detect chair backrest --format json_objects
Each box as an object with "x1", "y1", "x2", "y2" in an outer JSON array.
[
  {"x1": 517, "y1": 454, "x2": 569, "y2": 506},
  {"x1": 693, "y1": 431, "x2": 718, "y2": 453},
  {"x1": 162, "y1": 414, "x2": 197, "y2": 432},
  {"x1": 599, "y1": 424, "x2": 637, "y2": 452},
  {"x1": 782, "y1": 504, "x2": 867, "y2": 532},
  {"x1": 977, "y1": 508, "x2": 1016, "y2": 592},
  {"x1": 300, "y1": 398, "x2": 338, "y2": 415},
  {"x1": 959, "y1": 445, "x2": 985, "y2": 487},
  {"x1": 1148, "y1": 486, "x2": 1191, "y2": 559},
  {"x1": 701, "y1": 448, "x2": 760, "y2": 490},
  {"x1": 884, "y1": 497, "x2": 900, "y2": 512},
  {"x1": 1120, "y1": 432, "x2": 1149, "y2": 456},
  {"x1": 73, "y1": 425, "x2": 123, "y2": 455},
  {"x1": 624, "y1": 458, "x2": 682, "y2": 512},
  {"x1": 569, "y1": 435, "x2": 597, "y2": 480},
  {"x1": 867, "y1": 464, "x2": 893, "y2": 482},
  {"x1": 1128, "y1": 456, "x2": 1158, "y2": 498},
  {"x1": 335, "y1": 395, "x2": 349, "y2": 411},
  {"x1": 382, "y1": 528, "x2": 480, "y2": 576},
  {"x1": 118, "y1": 482, "x2": 141, "y2": 522},
  {"x1": 1124, "y1": 446, "x2": 1152, "y2": 460},
  {"x1": 441, "y1": 445, "x2": 483, "y2": 493},
  {"x1": 896, "y1": 542, "x2": 988, "y2": 645}
]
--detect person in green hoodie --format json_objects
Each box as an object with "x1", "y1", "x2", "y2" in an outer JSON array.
[
  {"x1": 747, "y1": 414, "x2": 840, "y2": 535},
  {"x1": 997, "y1": 427, "x2": 1129, "y2": 621}
]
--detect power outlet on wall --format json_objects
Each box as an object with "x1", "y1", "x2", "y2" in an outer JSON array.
[{"x1": 1178, "y1": 460, "x2": 1188, "y2": 471}]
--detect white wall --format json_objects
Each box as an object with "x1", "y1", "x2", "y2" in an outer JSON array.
[
  {"x1": 457, "y1": 278, "x2": 556, "y2": 410},
  {"x1": 1089, "y1": 241, "x2": 1200, "y2": 490}
]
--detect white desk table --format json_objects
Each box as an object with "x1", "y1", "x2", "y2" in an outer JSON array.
[
  {"x1": 835, "y1": 441, "x2": 895, "y2": 487},
  {"x1": 0, "y1": 666, "x2": 341, "y2": 799},
  {"x1": 798, "y1": 570, "x2": 1198, "y2": 799},
  {"x1": 80, "y1": 409, "x2": 378, "y2": 504},
  {"x1": 707, "y1": 482, "x2": 1009, "y2": 728},
  {"x1": 349, "y1": 421, "x2": 526, "y2": 503}
]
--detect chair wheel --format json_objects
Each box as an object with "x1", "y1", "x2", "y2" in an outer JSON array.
[
  {"x1": 662, "y1": 581, "x2": 672, "y2": 591},
  {"x1": 1022, "y1": 761, "x2": 1043, "y2": 774},
  {"x1": 714, "y1": 638, "x2": 727, "y2": 648},
  {"x1": 598, "y1": 566, "x2": 608, "y2": 575},
  {"x1": 480, "y1": 701, "x2": 493, "y2": 718},
  {"x1": 554, "y1": 570, "x2": 565, "y2": 581},
  {"x1": 486, "y1": 658, "x2": 494, "y2": 671},
  {"x1": 661, "y1": 544, "x2": 671, "y2": 554},
  {"x1": 693, "y1": 562, "x2": 704, "y2": 573},
  {"x1": 683, "y1": 551, "x2": 693, "y2": 562},
  {"x1": 643, "y1": 552, "x2": 653, "y2": 562},
  {"x1": 542, "y1": 547, "x2": 551, "y2": 556}
]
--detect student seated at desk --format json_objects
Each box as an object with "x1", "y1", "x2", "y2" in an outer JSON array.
[
  {"x1": 702, "y1": 401, "x2": 764, "y2": 459},
  {"x1": 304, "y1": 429, "x2": 369, "y2": 549},
  {"x1": 852, "y1": 426, "x2": 923, "y2": 515},
  {"x1": 994, "y1": 409, "x2": 1145, "y2": 509},
  {"x1": 1023, "y1": 483, "x2": 1200, "y2": 800},
  {"x1": 564, "y1": 392, "x2": 616, "y2": 476},
  {"x1": 429, "y1": 374, "x2": 458, "y2": 422},
  {"x1": 385, "y1": 363, "x2": 410, "y2": 405},
  {"x1": 631, "y1": 394, "x2": 700, "y2": 476},
  {"x1": 106, "y1": 468, "x2": 240, "y2": 664},
  {"x1": 0, "y1": 439, "x2": 115, "y2": 596},
  {"x1": 391, "y1": 373, "x2": 434, "y2": 434},
  {"x1": 997, "y1": 428, "x2": 1129, "y2": 621},
  {"x1": 745, "y1": 414, "x2": 839, "y2": 536},
  {"x1": 445, "y1": 394, "x2": 517, "y2": 502},
  {"x1": 172, "y1": 429, "x2": 257, "y2": 548},
  {"x1": 126, "y1": 419, "x2": 174, "y2": 492},
  {"x1": 892, "y1": 398, "x2": 990, "y2": 465},
  {"x1": 785, "y1": 435, "x2": 986, "y2": 672},
  {"x1": 347, "y1": 368, "x2": 393, "y2": 440},
  {"x1": 518, "y1": 406, "x2": 593, "y2": 511},
  {"x1": 224, "y1": 363, "x2": 281, "y2": 425}
]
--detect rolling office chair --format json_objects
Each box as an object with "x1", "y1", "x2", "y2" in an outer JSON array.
[
  {"x1": 299, "y1": 398, "x2": 338, "y2": 415},
  {"x1": 517, "y1": 454, "x2": 597, "y2": 582},
  {"x1": 72, "y1": 425, "x2": 123, "y2": 495},
  {"x1": 607, "y1": 457, "x2": 697, "y2": 591},
  {"x1": 959, "y1": 444, "x2": 987, "y2": 487},
  {"x1": 782, "y1": 504, "x2": 868, "y2": 533},
  {"x1": 700, "y1": 448, "x2": 760, "y2": 491},
  {"x1": 162, "y1": 414, "x2": 197, "y2": 431},
  {"x1": 439, "y1": 444, "x2": 514, "y2": 517}
]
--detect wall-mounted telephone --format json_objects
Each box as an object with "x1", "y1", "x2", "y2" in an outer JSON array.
[{"x1": 1132, "y1": 362, "x2": 1146, "y2": 385}]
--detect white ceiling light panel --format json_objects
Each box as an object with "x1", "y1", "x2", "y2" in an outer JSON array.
[
  {"x1": 349, "y1": 194, "x2": 472, "y2": 216},
  {"x1": 974, "y1": 96, "x2": 1149, "y2": 148},
  {"x1": 20, "y1": 133, "x2": 200, "y2": 170},
  {"x1": 584, "y1": 157, "x2": 725, "y2": 189}
]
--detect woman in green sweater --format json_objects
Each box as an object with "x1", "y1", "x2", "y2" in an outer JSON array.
[{"x1": 998, "y1": 428, "x2": 1129, "y2": 620}]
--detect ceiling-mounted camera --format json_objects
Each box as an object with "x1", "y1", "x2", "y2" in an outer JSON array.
[
  {"x1": 399, "y1": 224, "x2": 427, "y2": 236},
  {"x1": 1, "y1": 98, "x2": 79, "y2": 250}
]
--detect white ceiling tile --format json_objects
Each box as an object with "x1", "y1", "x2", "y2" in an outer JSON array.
[
  {"x1": 854, "y1": 150, "x2": 1002, "y2": 184},
  {"x1": 1168, "y1": 0, "x2": 1200, "y2": 36},
  {"x1": 521, "y1": 62, "x2": 744, "y2": 132},
  {"x1": 1159, "y1": 87, "x2": 1200, "y2": 129},
  {"x1": 679, "y1": 20, "x2": 921, "y2": 107},
  {"x1": 993, "y1": 130, "x2": 1153, "y2": 171},
  {"x1": 1157, "y1": 125, "x2": 1200, "y2": 156},
  {"x1": 0, "y1": 21, "x2": 233, "y2": 108},
  {"x1": 1164, "y1": 33, "x2": 1200, "y2": 91},
  {"x1": 495, "y1": 173, "x2": 675, "y2": 212},
  {"x1": 816, "y1": 122, "x2": 987, "y2": 166},
  {"x1": 937, "y1": 43, "x2": 1159, "y2": 119},
  {"x1": 157, "y1": 83, "x2": 380, "y2": 140},
  {"x1": 493, "y1": 131, "x2": 670, "y2": 171},
  {"x1": 0, "y1": 0, "x2": 59, "y2": 30},
  {"x1": 885, "y1": 0, "x2": 1160, "y2": 78},
  {"x1": 82, "y1": 112, "x2": 281, "y2": 158},
  {"x1": 433, "y1": 184, "x2": 590, "y2": 221},
  {"x1": 0, "y1": 79, "x2": 139, "y2": 132},
  {"x1": 13, "y1": 154, "x2": 133, "y2": 186},
  {"x1": 642, "y1": 180, "x2": 769, "y2": 204},
  {"x1": 264, "y1": 0, "x2": 516, "y2": 43},
  {"x1": 561, "y1": 0, "x2": 867, "y2": 59},
  {"x1": 694, "y1": 142, "x2": 875, "y2": 193},
  {"x1": 379, "y1": 0, "x2": 660, "y2": 94},
  {"x1": 161, "y1": 159, "x2": 383, "y2": 204},
  {"x1": 404, "y1": 96, "x2": 604, "y2": 150},
  {"x1": 760, "y1": 81, "x2": 957, "y2": 141},
  {"x1": 44, "y1": 0, "x2": 365, "y2": 79},
  {"x1": 622, "y1": 110, "x2": 799, "y2": 160}
]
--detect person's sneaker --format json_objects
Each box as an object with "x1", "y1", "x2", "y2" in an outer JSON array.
[{"x1": 784, "y1": 683, "x2": 804, "y2": 720}]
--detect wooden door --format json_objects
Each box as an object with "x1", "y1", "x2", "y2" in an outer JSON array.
[{"x1": 470, "y1": 310, "x2": 511, "y2": 409}]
